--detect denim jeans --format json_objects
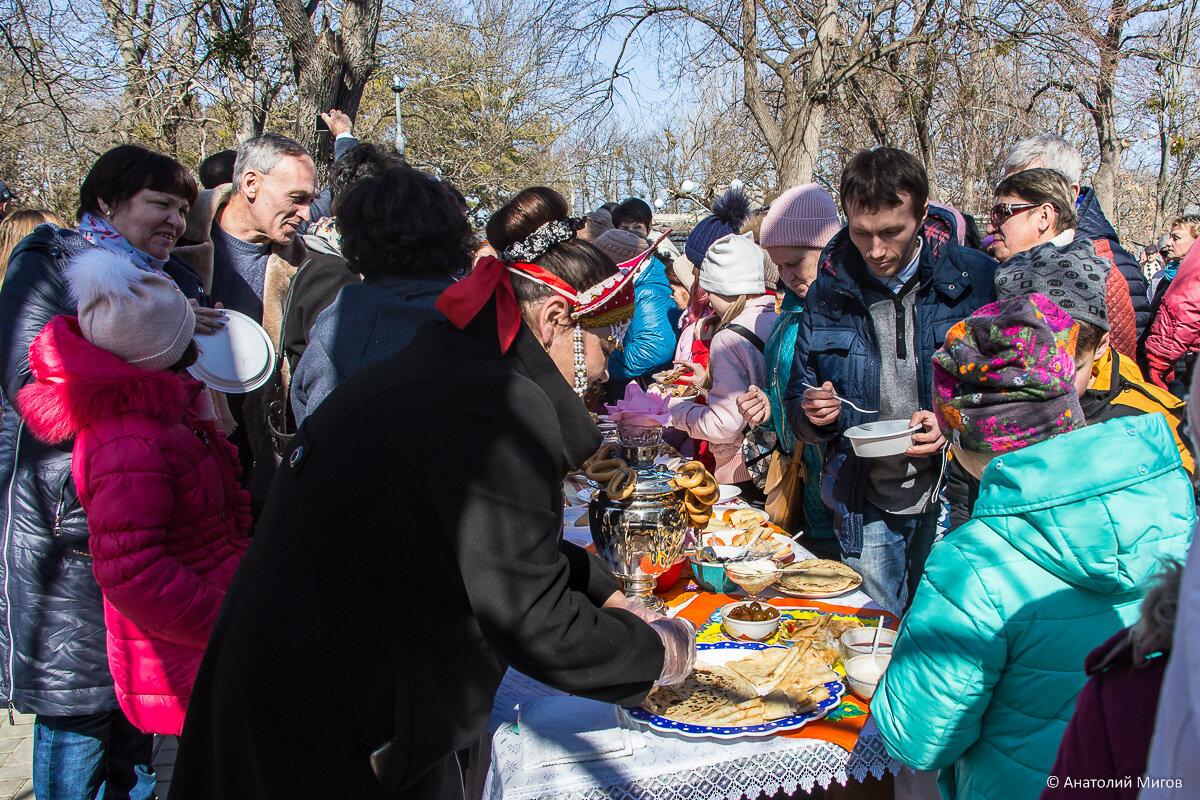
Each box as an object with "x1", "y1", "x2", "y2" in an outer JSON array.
[
  {"x1": 33, "y1": 711, "x2": 155, "y2": 800},
  {"x1": 843, "y1": 503, "x2": 940, "y2": 618}
]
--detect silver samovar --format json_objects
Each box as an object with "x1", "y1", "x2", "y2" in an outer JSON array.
[{"x1": 590, "y1": 422, "x2": 690, "y2": 613}]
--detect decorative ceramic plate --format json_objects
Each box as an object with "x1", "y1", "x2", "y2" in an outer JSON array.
[{"x1": 624, "y1": 641, "x2": 845, "y2": 739}]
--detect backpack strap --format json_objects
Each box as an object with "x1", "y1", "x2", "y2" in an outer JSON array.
[{"x1": 720, "y1": 322, "x2": 766, "y2": 353}]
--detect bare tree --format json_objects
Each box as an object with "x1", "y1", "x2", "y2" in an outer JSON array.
[
  {"x1": 272, "y1": 0, "x2": 382, "y2": 162},
  {"x1": 585, "y1": 0, "x2": 998, "y2": 188},
  {"x1": 1029, "y1": 0, "x2": 1185, "y2": 214}
]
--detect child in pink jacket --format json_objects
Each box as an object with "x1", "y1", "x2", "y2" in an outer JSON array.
[
  {"x1": 669, "y1": 232, "x2": 777, "y2": 498},
  {"x1": 16, "y1": 249, "x2": 249, "y2": 735}
]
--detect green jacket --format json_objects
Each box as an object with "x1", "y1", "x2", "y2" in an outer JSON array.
[{"x1": 873, "y1": 415, "x2": 1195, "y2": 800}]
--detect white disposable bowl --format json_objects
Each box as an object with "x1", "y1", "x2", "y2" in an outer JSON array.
[
  {"x1": 840, "y1": 627, "x2": 897, "y2": 659},
  {"x1": 844, "y1": 653, "x2": 892, "y2": 700},
  {"x1": 844, "y1": 420, "x2": 921, "y2": 458}
]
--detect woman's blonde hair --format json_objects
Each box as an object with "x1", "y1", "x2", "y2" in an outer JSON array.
[
  {"x1": 0, "y1": 209, "x2": 65, "y2": 284},
  {"x1": 699, "y1": 295, "x2": 748, "y2": 390}
]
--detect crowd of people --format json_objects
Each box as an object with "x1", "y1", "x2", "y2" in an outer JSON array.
[{"x1": 0, "y1": 118, "x2": 1194, "y2": 800}]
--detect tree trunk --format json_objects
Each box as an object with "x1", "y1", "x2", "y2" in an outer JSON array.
[
  {"x1": 1083, "y1": 0, "x2": 1127, "y2": 217},
  {"x1": 775, "y1": 100, "x2": 825, "y2": 187},
  {"x1": 99, "y1": 0, "x2": 152, "y2": 138},
  {"x1": 273, "y1": 0, "x2": 382, "y2": 169}
]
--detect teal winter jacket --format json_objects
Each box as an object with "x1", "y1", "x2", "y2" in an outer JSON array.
[
  {"x1": 764, "y1": 288, "x2": 833, "y2": 537},
  {"x1": 873, "y1": 414, "x2": 1195, "y2": 800}
]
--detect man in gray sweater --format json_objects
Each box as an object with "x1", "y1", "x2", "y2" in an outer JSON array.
[{"x1": 784, "y1": 149, "x2": 997, "y2": 616}]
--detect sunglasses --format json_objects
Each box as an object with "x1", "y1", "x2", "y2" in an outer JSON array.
[{"x1": 989, "y1": 202, "x2": 1040, "y2": 228}]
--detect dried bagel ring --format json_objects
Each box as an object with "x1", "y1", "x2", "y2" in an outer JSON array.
[
  {"x1": 689, "y1": 511, "x2": 711, "y2": 528},
  {"x1": 582, "y1": 442, "x2": 619, "y2": 471},
  {"x1": 674, "y1": 462, "x2": 706, "y2": 489},
  {"x1": 590, "y1": 458, "x2": 625, "y2": 474},
  {"x1": 691, "y1": 480, "x2": 719, "y2": 505},
  {"x1": 683, "y1": 492, "x2": 709, "y2": 517},
  {"x1": 584, "y1": 463, "x2": 615, "y2": 483},
  {"x1": 607, "y1": 468, "x2": 636, "y2": 500}
]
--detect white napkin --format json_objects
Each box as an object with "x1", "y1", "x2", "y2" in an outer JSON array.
[{"x1": 518, "y1": 696, "x2": 643, "y2": 770}]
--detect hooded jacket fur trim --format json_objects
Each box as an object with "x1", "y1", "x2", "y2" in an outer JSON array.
[{"x1": 16, "y1": 315, "x2": 249, "y2": 735}]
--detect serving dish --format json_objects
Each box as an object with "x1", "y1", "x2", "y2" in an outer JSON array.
[{"x1": 624, "y1": 641, "x2": 845, "y2": 739}]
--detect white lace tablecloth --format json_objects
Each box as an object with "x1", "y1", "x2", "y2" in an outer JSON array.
[
  {"x1": 483, "y1": 668, "x2": 901, "y2": 800},
  {"x1": 483, "y1": 487, "x2": 903, "y2": 799}
]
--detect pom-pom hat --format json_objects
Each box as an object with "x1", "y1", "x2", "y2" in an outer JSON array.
[
  {"x1": 685, "y1": 188, "x2": 752, "y2": 268},
  {"x1": 64, "y1": 248, "x2": 196, "y2": 372}
]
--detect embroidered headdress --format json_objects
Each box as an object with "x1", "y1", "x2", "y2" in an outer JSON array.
[{"x1": 436, "y1": 218, "x2": 667, "y2": 396}]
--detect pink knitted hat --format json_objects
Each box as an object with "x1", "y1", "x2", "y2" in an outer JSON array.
[{"x1": 760, "y1": 184, "x2": 841, "y2": 249}]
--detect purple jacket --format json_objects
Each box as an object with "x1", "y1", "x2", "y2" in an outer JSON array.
[{"x1": 1040, "y1": 628, "x2": 1168, "y2": 800}]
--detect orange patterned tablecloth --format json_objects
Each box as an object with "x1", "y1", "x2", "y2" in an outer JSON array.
[{"x1": 659, "y1": 580, "x2": 898, "y2": 752}]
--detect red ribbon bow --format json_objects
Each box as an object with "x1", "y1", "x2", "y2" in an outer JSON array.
[{"x1": 435, "y1": 256, "x2": 523, "y2": 353}]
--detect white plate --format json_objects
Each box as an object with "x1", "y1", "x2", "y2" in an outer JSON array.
[
  {"x1": 715, "y1": 485, "x2": 741, "y2": 504},
  {"x1": 188, "y1": 310, "x2": 275, "y2": 393},
  {"x1": 624, "y1": 641, "x2": 845, "y2": 739},
  {"x1": 775, "y1": 575, "x2": 864, "y2": 600},
  {"x1": 576, "y1": 487, "x2": 598, "y2": 504}
]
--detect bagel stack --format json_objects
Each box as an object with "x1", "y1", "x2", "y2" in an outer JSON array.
[{"x1": 672, "y1": 461, "x2": 719, "y2": 527}]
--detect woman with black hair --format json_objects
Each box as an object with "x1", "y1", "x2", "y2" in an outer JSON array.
[
  {"x1": 0, "y1": 145, "x2": 217, "y2": 798},
  {"x1": 291, "y1": 164, "x2": 469, "y2": 423},
  {"x1": 172, "y1": 188, "x2": 694, "y2": 799}
]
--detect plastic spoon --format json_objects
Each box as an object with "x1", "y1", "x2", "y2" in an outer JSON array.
[
  {"x1": 869, "y1": 616, "x2": 885, "y2": 667},
  {"x1": 800, "y1": 382, "x2": 879, "y2": 415}
]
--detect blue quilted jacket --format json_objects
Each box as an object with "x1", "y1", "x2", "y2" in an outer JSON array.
[
  {"x1": 873, "y1": 414, "x2": 1195, "y2": 800},
  {"x1": 607, "y1": 257, "x2": 677, "y2": 384},
  {"x1": 782, "y1": 208, "x2": 997, "y2": 553}
]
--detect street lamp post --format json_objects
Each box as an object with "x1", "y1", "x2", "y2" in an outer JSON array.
[{"x1": 391, "y1": 74, "x2": 406, "y2": 157}]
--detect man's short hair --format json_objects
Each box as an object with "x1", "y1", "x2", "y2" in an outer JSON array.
[
  {"x1": 994, "y1": 168, "x2": 1078, "y2": 234},
  {"x1": 232, "y1": 133, "x2": 309, "y2": 186},
  {"x1": 199, "y1": 150, "x2": 237, "y2": 189},
  {"x1": 1004, "y1": 134, "x2": 1083, "y2": 186},
  {"x1": 1169, "y1": 213, "x2": 1200, "y2": 240},
  {"x1": 839, "y1": 148, "x2": 929, "y2": 219}
]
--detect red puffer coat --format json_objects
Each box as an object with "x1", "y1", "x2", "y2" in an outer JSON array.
[
  {"x1": 14, "y1": 315, "x2": 250, "y2": 735},
  {"x1": 1144, "y1": 244, "x2": 1200, "y2": 389}
]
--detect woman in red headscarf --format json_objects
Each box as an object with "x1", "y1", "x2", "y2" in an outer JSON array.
[{"x1": 171, "y1": 186, "x2": 695, "y2": 800}]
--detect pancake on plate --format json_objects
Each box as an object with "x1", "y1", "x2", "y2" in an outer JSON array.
[{"x1": 778, "y1": 559, "x2": 861, "y2": 594}]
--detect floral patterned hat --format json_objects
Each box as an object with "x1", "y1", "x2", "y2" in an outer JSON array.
[{"x1": 932, "y1": 293, "x2": 1083, "y2": 454}]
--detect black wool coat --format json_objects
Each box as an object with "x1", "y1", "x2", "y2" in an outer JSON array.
[{"x1": 172, "y1": 306, "x2": 665, "y2": 798}]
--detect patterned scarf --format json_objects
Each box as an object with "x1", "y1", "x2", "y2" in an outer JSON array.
[{"x1": 77, "y1": 212, "x2": 170, "y2": 273}]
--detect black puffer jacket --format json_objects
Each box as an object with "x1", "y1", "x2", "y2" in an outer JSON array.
[
  {"x1": 0, "y1": 225, "x2": 204, "y2": 716},
  {"x1": 1076, "y1": 187, "x2": 1150, "y2": 339}
]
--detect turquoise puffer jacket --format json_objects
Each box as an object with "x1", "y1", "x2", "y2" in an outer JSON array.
[{"x1": 873, "y1": 414, "x2": 1195, "y2": 800}]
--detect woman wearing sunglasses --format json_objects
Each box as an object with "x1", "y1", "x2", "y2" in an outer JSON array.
[{"x1": 986, "y1": 167, "x2": 1077, "y2": 263}]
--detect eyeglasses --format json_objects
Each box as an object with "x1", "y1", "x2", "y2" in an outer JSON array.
[{"x1": 989, "y1": 202, "x2": 1040, "y2": 229}]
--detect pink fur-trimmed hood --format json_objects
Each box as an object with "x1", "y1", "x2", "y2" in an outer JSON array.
[{"x1": 17, "y1": 315, "x2": 203, "y2": 445}]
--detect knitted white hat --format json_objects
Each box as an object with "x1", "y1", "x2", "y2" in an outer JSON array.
[
  {"x1": 65, "y1": 248, "x2": 196, "y2": 372},
  {"x1": 699, "y1": 232, "x2": 764, "y2": 296}
]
